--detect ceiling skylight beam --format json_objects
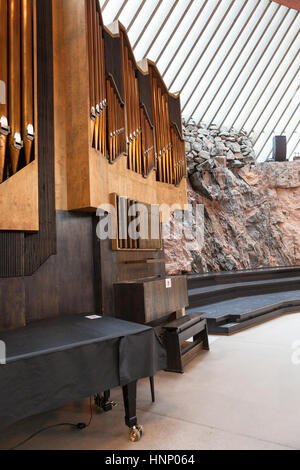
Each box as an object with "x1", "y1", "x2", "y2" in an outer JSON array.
[
  {"x1": 195, "y1": 1, "x2": 273, "y2": 124},
  {"x1": 238, "y1": 26, "x2": 299, "y2": 133},
  {"x1": 168, "y1": 0, "x2": 224, "y2": 90},
  {"x1": 143, "y1": 0, "x2": 179, "y2": 58},
  {"x1": 127, "y1": 0, "x2": 147, "y2": 32},
  {"x1": 218, "y1": 6, "x2": 284, "y2": 129},
  {"x1": 289, "y1": 136, "x2": 300, "y2": 159},
  {"x1": 176, "y1": 0, "x2": 241, "y2": 97},
  {"x1": 231, "y1": 11, "x2": 298, "y2": 131},
  {"x1": 160, "y1": 0, "x2": 209, "y2": 77},
  {"x1": 265, "y1": 109, "x2": 300, "y2": 160},
  {"x1": 113, "y1": 0, "x2": 129, "y2": 22},
  {"x1": 249, "y1": 53, "x2": 299, "y2": 139},
  {"x1": 183, "y1": 0, "x2": 256, "y2": 120},
  {"x1": 255, "y1": 82, "x2": 299, "y2": 159},
  {"x1": 132, "y1": 0, "x2": 162, "y2": 50},
  {"x1": 154, "y1": 0, "x2": 194, "y2": 64}
]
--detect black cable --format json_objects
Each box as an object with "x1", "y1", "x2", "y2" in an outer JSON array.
[{"x1": 9, "y1": 397, "x2": 93, "y2": 451}]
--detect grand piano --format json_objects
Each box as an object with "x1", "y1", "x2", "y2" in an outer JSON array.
[{"x1": 0, "y1": 314, "x2": 166, "y2": 442}]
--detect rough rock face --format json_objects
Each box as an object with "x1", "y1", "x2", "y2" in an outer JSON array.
[
  {"x1": 183, "y1": 118, "x2": 256, "y2": 177},
  {"x1": 165, "y1": 161, "x2": 300, "y2": 275}
]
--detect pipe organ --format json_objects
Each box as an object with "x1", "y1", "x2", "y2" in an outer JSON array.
[
  {"x1": 0, "y1": 0, "x2": 188, "y2": 332},
  {"x1": 0, "y1": 0, "x2": 34, "y2": 184},
  {"x1": 85, "y1": 1, "x2": 186, "y2": 186}
]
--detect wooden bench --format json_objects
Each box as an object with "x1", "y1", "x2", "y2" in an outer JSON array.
[{"x1": 162, "y1": 313, "x2": 209, "y2": 373}]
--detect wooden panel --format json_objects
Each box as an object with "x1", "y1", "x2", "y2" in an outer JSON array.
[
  {"x1": 144, "y1": 276, "x2": 188, "y2": 322},
  {"x1": 0, "y1": 277, "x2": 25, "y2": 331},
  {"x1": 0, "y1": 160, "x2": 38, "y2": 231},
  {"x1": 25, "y1": 211, "x2": 96, "y2": 323},
  {"x1": 117, "y1": 250, "x2": 166, "y2": 282},
  {"x1": 24, "y1": 0, "x2": 56, "y2": 275},
  {"x1": 93, "y1": 213, "x2": 118, "y2": 316},
  {"x1": 0, "y1": 232, "x2": 24, "y2": 278},
  {"x1": 114, "y1": 275, "x2": 188, "y2": 324}
]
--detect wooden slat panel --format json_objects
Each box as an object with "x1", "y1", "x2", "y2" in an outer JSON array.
[
  {"x1": 24, "y1": 0, "x2": 56, "y2": 275},
  {"x1": 0, "y1": 232, "x2": 24, "y2": 277}
]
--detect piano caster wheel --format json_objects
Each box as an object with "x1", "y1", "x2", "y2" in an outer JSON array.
[{"x1": 129, "y1": 425, "x2": 144, "y2": 442}]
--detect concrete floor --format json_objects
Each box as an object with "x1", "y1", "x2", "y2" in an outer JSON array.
[{"x1": 1, "y1": 313, "x2": 300, "y2": 450}]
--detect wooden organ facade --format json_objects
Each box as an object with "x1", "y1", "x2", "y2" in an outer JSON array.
[{"x1": 0, "y1": 0, "x2": 188, "y2": 332}]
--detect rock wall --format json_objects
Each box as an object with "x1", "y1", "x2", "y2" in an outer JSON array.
[
  {"x1": 164, "y1": 121, "x2": 300, "y2": 274},
  {"x1": 183, "y1": 119, "x2": 256, "y2": 176}
]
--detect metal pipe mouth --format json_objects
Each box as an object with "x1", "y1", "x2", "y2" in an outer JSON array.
[
  {"x1": 26, "y1": 124, "x2": 35, "y2": 141},
  {"x1": 0, "y1": 116, "x2": 10, "y2": 136},
  {"x1": 95, "y1": 104, "x2": 100, "y2": 116},
  {"x1": 13, "y1": 132, "x2": 24, "y2": 150},
  {"x1": 90, "y1": 106, "x2": 96, "y2": 120}
]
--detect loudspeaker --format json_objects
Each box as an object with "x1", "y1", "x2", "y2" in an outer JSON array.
[{"x1": 273, "y1": 136, "x2": 287, "y2": 162}]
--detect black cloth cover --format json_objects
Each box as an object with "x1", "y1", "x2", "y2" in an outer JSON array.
[{"x1": 0, "y1": 315, "x2": 166, "y2": 430}]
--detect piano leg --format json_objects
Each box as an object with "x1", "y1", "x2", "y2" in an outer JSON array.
[
  {"x1": 123, "y1": 381, "x2": 144, "y2": 442},
  {"x1": 94, "y1": 390, "x2": 113, "y2": 412},
  {"x1": 149, "y1": 376, "x2": 155, "y2": 403}
]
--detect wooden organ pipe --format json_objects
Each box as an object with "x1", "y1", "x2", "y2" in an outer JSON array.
[
  {"x1": 0, "y1": 0, "x2": 9, "y2": 183},
  {"x1": 8, "y1": 0, "x2": 23, "y2": 175},
  {"x1": 21, "y1": 0, "x2": 34, "y2": 165}
]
